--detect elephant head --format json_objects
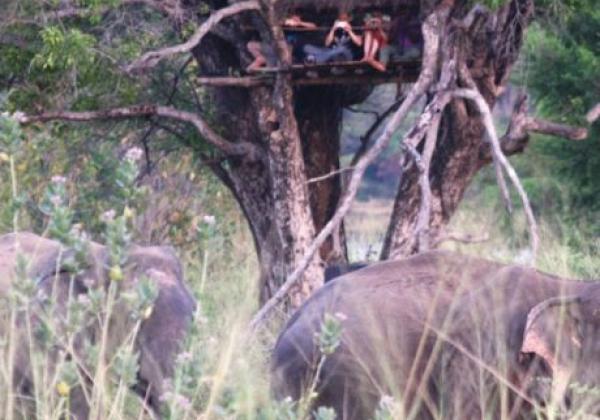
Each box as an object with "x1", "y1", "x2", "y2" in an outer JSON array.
[
  {"x1": 125, "y1": 245, "x2": 196, "y2": 410},
  {"x1": 521, "y1": 284, "x2": 600, "y2": 413}
]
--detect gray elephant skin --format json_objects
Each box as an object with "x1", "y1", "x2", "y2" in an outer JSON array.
[
  {"x1": 0, "y1": 232, "x2": 196, "y2": 418},
  {"x1": 272, "y1": 250, "x2": 600, "y2": 419}
]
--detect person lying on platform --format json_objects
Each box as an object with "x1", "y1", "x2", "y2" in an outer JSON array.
[
  {"x1": 361, "y1": 12, "x2": 389, "y2": 72},
  {"x1": 302, "y1": 12, "x2": 362, "y2": 65},
  {"x1": 283, "y1": 12, "x2": 317, "y2": 63},
  {"x1": 283, "y1": 13, "x2": 317, "y2": 29},
  {"x1": 379, "y1": 9, "x2": 423, "y2": 70},
  {"x1": 246, "y1": 40, "x2": 275, "y2": 71},
  {"x1": 246, "y1": 13, "x2": 317, "y2": 71}
]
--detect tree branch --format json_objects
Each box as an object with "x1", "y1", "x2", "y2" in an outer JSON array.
[
  {"x1": 458, "y1": 55, "x2": 514, "y2": 213},
  {"x1": 453, "y1": 88, "x2": 539, "y2": 262},
  {"x1": 413, "y1": 109, "x2": 443, "y2": 252},
  {"x1": 306, "y1": 167, "x2": 354, "y2": 185},
  {"x1": 127, "y1": 0, "x2": 260, "y2": 72},
  {"x1": 496, "y1": 94, "x2": 589, "y2": 157},
  {"x1": 16, "y1": 105, "x2": 263, "y2": 161},
  {"x1": 349, "y1": 98, "x2": 405, "y2": 167}
]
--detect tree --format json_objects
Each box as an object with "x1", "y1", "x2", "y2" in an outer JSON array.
[{"x1": 0, "y1": 0, "x2": 591, "y2": 322}]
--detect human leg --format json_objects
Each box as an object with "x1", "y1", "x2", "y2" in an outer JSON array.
[{"x1": 246, "y1": 41, "x2": 266, "y2": 71}]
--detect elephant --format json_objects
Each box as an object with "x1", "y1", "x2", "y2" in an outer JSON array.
[
  {"x1": 324, "y1": 262, "x2": 369, "y2": 283},
  {"x1": 272, "y1": 250, "x2": 600, "y2": 419},
  {"x1": 0, "y1": 232, "x2": 196, "y2": 419}
]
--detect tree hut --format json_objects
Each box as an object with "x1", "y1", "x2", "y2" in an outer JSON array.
[{"x1": 235, "y1": 0, "x2": 425, "y2": 85}]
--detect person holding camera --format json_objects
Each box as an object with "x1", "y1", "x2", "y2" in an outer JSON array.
[{"x1": 303, "y1": 12, "x2": 362, "y2": 64}]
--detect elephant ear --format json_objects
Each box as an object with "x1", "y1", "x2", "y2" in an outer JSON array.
[
  {"x1": 521, "y1": 296, "x2": 585, "y2": 403},
  {"x1": 521, "y1": 296, "x2": 583, "y2": 372},
  {"x1": 0, "y1": 233, "x2": 72, "y2": 294}
]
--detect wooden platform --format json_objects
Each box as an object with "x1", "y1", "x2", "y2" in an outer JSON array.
[
  {"x1": 196, "y1": 59, "x2": 421, "y2": 87},
  {"x1": 251, "y1": 59, "x2": 421, "y2": 85}
]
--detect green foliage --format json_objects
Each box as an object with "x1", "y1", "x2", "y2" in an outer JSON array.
[
  {"x1": 315, "y1": 313, "x2": 344, "y2": 356},
  {"x1": 313, "y1": 406, "x2": 337, "y2": 420},
  {"x1": 373, "y1": 396, "x2": 403, "y2": 420},
  {"x1": 34, "y1": 26, "x2": 96, "y2": 72},
  {"x1": 522, "y1": 0, "x2": 600, "y2": 217}
]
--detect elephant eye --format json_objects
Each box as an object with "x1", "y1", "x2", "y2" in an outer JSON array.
[{"x1": 518, "y1": 352, "x2": 534, "y2": 365}]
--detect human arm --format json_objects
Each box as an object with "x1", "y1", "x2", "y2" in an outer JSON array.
[
  {"x1": 284, "y1": 15, "x2": 317, "y2": 29},
  {"x1": 297, "y1": 18, "x2": 317, "y2": 29},
  {"x1": 325, "y1": 24, "x2": 336, "y2": 46},
  {"x1": 346, "y1": 25, "x2": 363, "y2": 46}
]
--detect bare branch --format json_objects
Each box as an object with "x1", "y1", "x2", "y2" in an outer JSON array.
[
  {"x1": 350, "y1": 98, "x2": 405, "y2": 166},
  {"x1": 306, "y1": 167, "x2": 354, "y2": 185},
  {"x1": 388, "y1": 89, "x2": 453, "y2": 258},
  {"x1": 249, "y1": 5, "x2": 450, "y2": 330},
  {"x1": 587, "y1": 103, "x2": 600, "y2": 123},
  {"x1": 413, "y1": 110, "x2": 443, "y2": 252},
  {"x1": 453, "y1": 88, "x2": 539, "y2": 262},
  {"x1": 524, "y1": 117, "x2": 588, "y2": 140},
  {"x1": 458, "y1": 54, "x2": 513, "y2": 213},
  {"x1": 16, "y1": 105, "x2": 263, "y2": 161},
  {"x1": 127, "y1": 0, "x2": 260, "y2": 72},
  {"x1": 497, "y1": 94, "x2": 589, "y2": 157}
]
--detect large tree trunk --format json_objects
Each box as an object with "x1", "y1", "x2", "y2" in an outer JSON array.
[
  {"x1": 296, "y1": 86, "x2": 347, "y2": 265},
  {"x1": 195, "y1": 27, "x2": 376, "y2": 307},
  {"x1": 382, "y1": 0, "x2": 533, "y2": 259},
  {"x1": 381, "y1": 102, "x2": 488, "y2": 258},
  {"x1": 195, "y1": 33, "x2": 332, "y2": 307}
]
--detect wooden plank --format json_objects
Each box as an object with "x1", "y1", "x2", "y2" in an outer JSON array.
[
  {"x1": 293, "y1": 73, "x2": 417, "y2": 85},
  {"x1": 195, "y1": 73, "x2": 417, "y2": 87},
  {"x1": 196, "y1": 76, "x2": 271, "y2": 87},
  {"x1": 250, "y1": 59, "x2": 421, "y2": 74}
]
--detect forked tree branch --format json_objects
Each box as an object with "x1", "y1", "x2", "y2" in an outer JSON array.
[
  {"x1": 458, "y1": 56, "x2": 514, "y2": 213},
  {"x1": 127, "y1": 0, "x2": 260, "y2": 72},
  {"x1": 453, "y1": 88, "x2": 540, "y2": 262},
  {"x1": 497, "y1": 94, "x2": 588, "y2": 157},
  {"x1": 413, "y1": 110, "x2": 443, "y2": 252},
  {"x1": 16, "y1": 105, "x2": 263, "y2": 161},
  {"x1": 249, "y1": 4, "x2": 451, "y2": 330}
]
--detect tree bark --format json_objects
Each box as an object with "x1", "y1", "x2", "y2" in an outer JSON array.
[
  {"x1": 382, "y1": 0, "x2": 535, "y2": 259},
  {"x1": 295, "y1": 86, "x2": 348, "y2": 265},
  {"x1": 193, "y1": 32, "x2": 327, "y2": 307}
]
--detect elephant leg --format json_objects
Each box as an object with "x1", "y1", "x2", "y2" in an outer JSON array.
[
  {"x1": 70, "y1": 386, "x2": 90, "y2": 420},
  {"x1": 314, "y1": 376, "x2": 378, "y2": 420}
]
